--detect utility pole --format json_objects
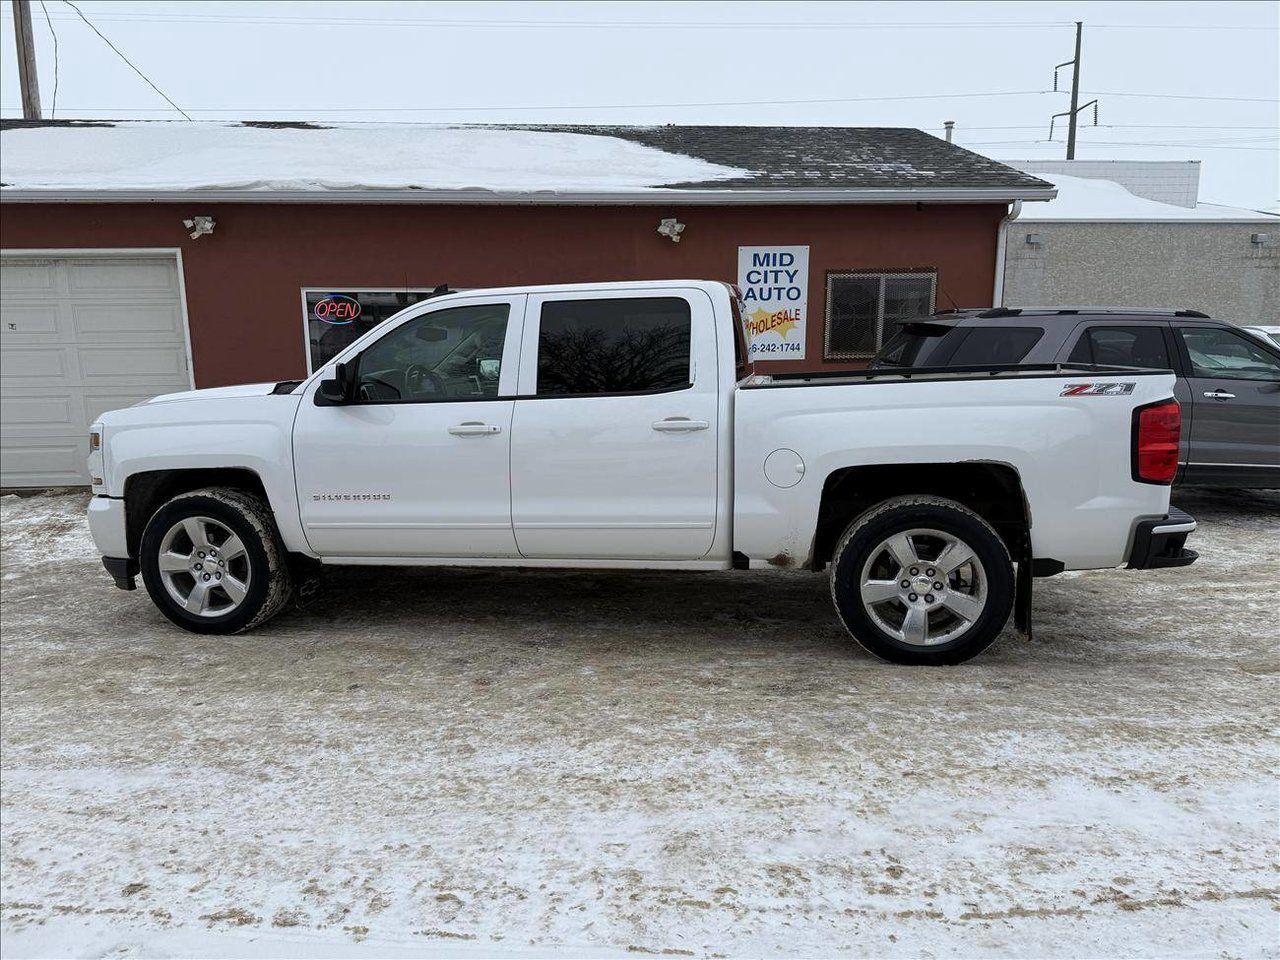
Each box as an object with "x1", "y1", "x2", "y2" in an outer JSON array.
[
  {"x1": 1050, "y1": 21, "x2": 1097, "y2": 159},
  {"x1": 12, "y1": 0, "x2": 42, "y2": 120},
  {"x1": 1066, "y1": 21, "x2": 1082, "y2": 160}
]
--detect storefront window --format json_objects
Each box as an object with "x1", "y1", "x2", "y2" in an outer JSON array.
[{"x1": 303, "y1": 289, "x2": 444, "y2": 372}]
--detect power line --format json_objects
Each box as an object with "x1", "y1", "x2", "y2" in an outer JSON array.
[
  {"x1": 964, "y1": 139, "x2": 1278, "y2": 151},
  {"x1": 27, "y1": 9, "x2": 1280, "y2": 31},
  {"x1": 0, "y1": 89, "x2": 1058, "y2": 114},
  {"x1": 37, "y1": 0, "x2": 57, "y2": 119},
  {"x1": 5, "y1": 83, "x2": 1274, "y2": 116},
  {"x1": 1082, "y1": 89, "x2": 1280, "y2": 103},
  {"x1": 944, "y1": 124, "x2": 1280, "y2": 131},
  {"x1": 60, "y1": 0, "x2": 191, "y2": 121}
]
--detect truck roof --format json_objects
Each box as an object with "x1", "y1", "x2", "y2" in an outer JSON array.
[{"x1": 426, "y1": 279, "x2": 731, "y2": 302}]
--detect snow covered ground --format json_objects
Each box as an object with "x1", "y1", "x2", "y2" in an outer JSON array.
[{"x1": 1, "y1": 488, "x2": 1276, "y2": 958}]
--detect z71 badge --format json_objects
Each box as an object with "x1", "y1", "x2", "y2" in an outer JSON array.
[{"x1": 1060, "y1": 382, "x2": 1136, "y2": 397}]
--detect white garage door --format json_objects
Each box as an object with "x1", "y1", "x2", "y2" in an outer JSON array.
[{"x1": 1, "y1": 254, "x2": 192, "y2": 487}]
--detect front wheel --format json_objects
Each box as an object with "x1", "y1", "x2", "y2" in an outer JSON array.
[
  {"x1": 139, "y1": 487, "x2": 293, "y2": 634},
  {"x1": 830, "y1": 496, "x2": 1014, "y2": 665}
]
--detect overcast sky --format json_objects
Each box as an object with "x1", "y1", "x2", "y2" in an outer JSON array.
[{"x1": 3, "y1": 0, "x2": 1277, "y2": 209}]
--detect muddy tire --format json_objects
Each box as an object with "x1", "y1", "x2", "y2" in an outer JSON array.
[
  {"x1": 139, "y1": 487, "x2": 293, "y2": 634},
  {"x1": 830, "y1": 496, "x2": 1014, "y2": 665}
]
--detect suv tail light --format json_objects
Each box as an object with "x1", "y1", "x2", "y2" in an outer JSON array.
[{"x1": 1132, "y1": 399, "x2": 1181, "y2": 484}]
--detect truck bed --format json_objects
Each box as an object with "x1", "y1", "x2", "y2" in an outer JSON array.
[
  {"x1": 739, "y1": 362, "x2": 1174, "y2": 390},
  {"x1": 733, "y1": 362, "x2": 1179, "y2": 570}
]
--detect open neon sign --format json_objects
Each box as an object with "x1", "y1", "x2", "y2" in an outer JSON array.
[{"x1": 313, "y1": 294, "x2": 362, "y2": 324}]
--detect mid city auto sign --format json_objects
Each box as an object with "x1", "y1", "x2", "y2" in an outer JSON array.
[{"x1": 737, "y1": 245, "x2": 809, "y2": 361}]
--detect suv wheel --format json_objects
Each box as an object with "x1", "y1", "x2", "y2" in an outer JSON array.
[
  {"x1": 139, "y1": 487, "x2": 293, "y2": 634},
  {"x1": 830, "y1": 496, "x2": 1014, "y2": 665}
]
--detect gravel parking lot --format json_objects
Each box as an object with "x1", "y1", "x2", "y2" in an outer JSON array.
[{"x1": 1, "y1": 488, "x2": 1277, "y2": 958}]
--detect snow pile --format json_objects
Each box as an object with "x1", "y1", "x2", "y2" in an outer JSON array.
[
  {"x1": 1023, "y1": 173, "x2": 1277, "y2": 221},
  {"x1": 0, "y1": 122, "x2": 750, "y2": 195}
]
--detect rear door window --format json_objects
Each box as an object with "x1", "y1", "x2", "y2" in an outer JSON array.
[
  {"x1": 1068, "y1": 326, "x2": 1172, "y2": 369},
  {"x1": 535, "y1": 297, "x2": 692, "y2": 396}
]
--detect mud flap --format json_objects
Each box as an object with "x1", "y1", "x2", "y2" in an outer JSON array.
[
  {"x1": 1014, "y1": 559, "x2": 1033, "y2": 641},
  {"x1": 288, "y1": 555, "x2": 324, "y2": 610}
]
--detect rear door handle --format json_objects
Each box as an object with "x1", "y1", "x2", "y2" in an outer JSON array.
[
  {"x1": 448, "y1": 422, "x2": 502, "y2": 436},
  {"x1": 652, "y1": 417, "x2": 710, "y2": 432},
  {"x1": 1203, "y1": 390, "x2": 1236, "y2": 400}
]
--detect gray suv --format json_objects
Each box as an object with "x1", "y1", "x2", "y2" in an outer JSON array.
[{"x1": 874, "y1": 307, "x2": 1280, "y2": 488}]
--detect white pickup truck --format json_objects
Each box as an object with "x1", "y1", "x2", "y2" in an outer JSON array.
[{"x1": 87, "y1": 280, "x2": 1197, "y2": 665}]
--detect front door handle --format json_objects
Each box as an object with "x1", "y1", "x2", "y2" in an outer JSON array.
[
  {"x1": 448, "y1": 422, "x2": 502, "y2": 436},
  {"x1": 652, "y1": 417, "x2": 710, "y2": 432},
  {"x1": 1203, "y1": 390, "x2": 1236, "y2": 400}
]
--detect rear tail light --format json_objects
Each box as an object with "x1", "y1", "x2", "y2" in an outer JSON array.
[{"x1": 1132, "y1": 399, "x2": 1181, "y2": 484}]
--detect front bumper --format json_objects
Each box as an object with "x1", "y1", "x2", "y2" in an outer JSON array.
[
  {"x1": 89, "y1": 496, "x2": 137, "y2": 589},
  {"x1": 88, "y1": 495, "x2": 128, "y2": 557},
  {"x1": 1127, "y1": 507, "x2": 1198, "y2": 570}
]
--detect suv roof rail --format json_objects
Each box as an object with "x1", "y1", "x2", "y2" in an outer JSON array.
[{"x1": 973, "y1": 306, "x2": 1213, "y2": 320}]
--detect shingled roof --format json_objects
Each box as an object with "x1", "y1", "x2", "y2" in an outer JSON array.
[
  {"x1": 512, "y1": 125, "x2": 1053, "y2": 192},
  {"x1": 0, "y1": 120, "x2": 1054, "y2": 204}
]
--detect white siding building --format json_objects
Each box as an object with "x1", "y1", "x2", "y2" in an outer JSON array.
[{"x1": 1001, "y1": 162, "x2": 1277, "y2": 324}]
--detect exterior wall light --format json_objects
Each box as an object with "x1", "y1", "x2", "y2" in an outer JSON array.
[
  {"x1": 1251, "y1": 233, "x2": 1271, "y2": 246},
  {"x1": 183, "y1": 216, "x2": 216, "y2": 239},
  {"x1": 1025, "y1": 233, "x2": 1045, "y2": 246},
  {"x1": 657, "y1": 217, "x2": 686, "y2": 243}
]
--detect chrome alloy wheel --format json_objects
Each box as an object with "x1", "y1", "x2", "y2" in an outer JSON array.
[
  {"x1": 858, "y1": 528, "x2": 987, "y2": 647},
  {"x1": 156, "y1": 516, "x2": 251, "y2": 617}
]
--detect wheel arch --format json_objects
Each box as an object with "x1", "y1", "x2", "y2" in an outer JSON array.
[
  {"x1": 809, "y1": 461, "x2": 1031, "y2": 570},
  {"x1": 123, "y1": 467, "x2": 272, "y2": 558}
]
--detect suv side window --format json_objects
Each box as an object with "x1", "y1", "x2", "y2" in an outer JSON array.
[
  {"x1": 356, "y1": 303, "x2": 510, "y2": 402},
  {"x1": 1068, "y1": 325, "x2": 1171, "y2": 369},
  {"x1": 1177, "y1": 326, "x2": 1280, "y2": 381},
  {"x1": 535, "y1": 297, "x2": 692, "y2": 396},
  {"x1": 942, "y1": 326, "x2": 1044, "y2": 366}
]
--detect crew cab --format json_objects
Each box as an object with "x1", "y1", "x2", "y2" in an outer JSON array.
[{"x1": 86, "y1": 281, "x2": 1197, "y2": 665}]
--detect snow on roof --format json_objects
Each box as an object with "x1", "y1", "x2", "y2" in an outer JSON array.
[
  {"x1": 1020, "y1": 172, "x2": 1276, "y2": 222},
  {"x1": 0, "y1": 120, "x2": 1056, "y2": 202},
  {"x1": 0, "y1": 121, "x2": 749, "y2": 195}
]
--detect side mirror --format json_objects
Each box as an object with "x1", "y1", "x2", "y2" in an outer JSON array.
[
  {"x1": 478, "y1": 358, "x2": 501, "y2": 381},
  {"x1": 315, "y1": 360, "x2": 354, "y2": 406}
]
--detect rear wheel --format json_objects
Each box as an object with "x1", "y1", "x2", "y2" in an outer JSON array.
[
  {"x1": 139, "y1": 487, "x2": 292, "y2": 634},
  {"x1": 830, "y1": 496, "x2": 1014, "y2": 665}
]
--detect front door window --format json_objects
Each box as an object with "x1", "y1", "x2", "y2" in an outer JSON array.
[
  {"x1": 1177, "y1": 327, "x2": 1280, "y2": 381},
  {"x1": 356, "y1": 304, "x2": 510, "y2": 402}
]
